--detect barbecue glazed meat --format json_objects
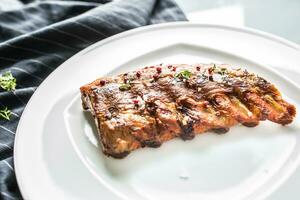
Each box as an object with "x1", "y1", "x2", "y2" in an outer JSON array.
[{"x1": 80, "y1": 64, "x2": 296, "y2": 158}]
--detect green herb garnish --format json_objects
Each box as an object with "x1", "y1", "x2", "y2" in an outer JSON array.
[
  {"x1": 174, "y1": 70, "x2": 192, "y2": 80},
  {"x1": 0, "y1": 107, "x2": 11, "y2": 120},
  {"x1": 219, "y1": 67, "x2": 228, "y2": 75},
  {"x1": 119, "y1": 83, "x2": 131, "y2": 91},
  {"x1": 0, "y1": 72, "x2": 16, "y2": 91},
  {"x1": 211, "y1": 65, "x2": 228, "y2": 76}
]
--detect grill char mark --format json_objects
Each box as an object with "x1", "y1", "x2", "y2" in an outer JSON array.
[
  {"x1": 141, "y1": 79, "x2": 182, "y2": 142},
  {"x1": 117, "y1": 73, "x2": 162, "y2": 148},
  {"x1": 154, "y1": 75, "x2": 197, "y2": 140}
]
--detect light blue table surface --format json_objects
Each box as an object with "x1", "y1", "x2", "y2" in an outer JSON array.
[{"x1": 176, "y1": 0, "x2": 300, "y2": 44}]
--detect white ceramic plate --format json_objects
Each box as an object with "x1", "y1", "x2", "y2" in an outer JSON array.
[{"x1": 14, "y1": 22, "x2": 300, "y2": 200}]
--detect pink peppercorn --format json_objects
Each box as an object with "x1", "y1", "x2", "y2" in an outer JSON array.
[
  {"x1": 156, "y1": 67, "x2": 162, "y2": 73},
  {"x1": 136, "y1": 71, "x2": 141, "y2": 78},
  {"x1": 153, "y1": 74, "x2": 159, "y2": 80},
  {"x1": 167, "y1": 65, "x2": 172, "y2": 69},
  {"x1": 172, "y1": 67, "x2": 176, "y2": 71},
  {"x1": 150, "y1": 66, "x2": 155, "y2": 68},
  {"x1": 196, "y1": 66, "x2": 200, "y2": 71},
  {"x1": 99, "y1": 80, "x2": 106, "y2": 86},
  {"x1": 133, "y1": 99, "x2": 139, "y2": 104}
]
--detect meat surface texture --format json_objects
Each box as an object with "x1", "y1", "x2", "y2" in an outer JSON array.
[{"x1": 80, "y1": 64, "x2": 296, "y2": 158}]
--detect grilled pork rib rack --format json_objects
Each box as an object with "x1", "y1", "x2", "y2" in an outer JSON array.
[{"x1": 80, "y1": 64, "x2": 296, "y2": 158}]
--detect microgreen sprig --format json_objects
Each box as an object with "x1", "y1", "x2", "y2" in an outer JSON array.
[
  {"x1": 119, "y1": 83, "x2": 131, "y2": 91},
  {"x1": 0, "y1": 72, "x2": 16, "y2": 91},
  {"x1": 174, "y1": 70, "x2": 192, "y2": 80},
  {"x1": 0, "y1": 107, "x2": 11, "y2": 121}
]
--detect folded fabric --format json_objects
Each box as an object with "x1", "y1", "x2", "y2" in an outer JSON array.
[{"x1": 0, "y1": 0, "x2": 186, "y2": 199}]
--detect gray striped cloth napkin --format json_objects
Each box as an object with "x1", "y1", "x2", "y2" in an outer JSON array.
[{"x1": 0, "y1": 0, "x2": 187, "y2": 199}]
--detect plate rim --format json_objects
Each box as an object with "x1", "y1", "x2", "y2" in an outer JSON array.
[{"x1": 14, "y1": 22, "x2": 300, "y2": 200}]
